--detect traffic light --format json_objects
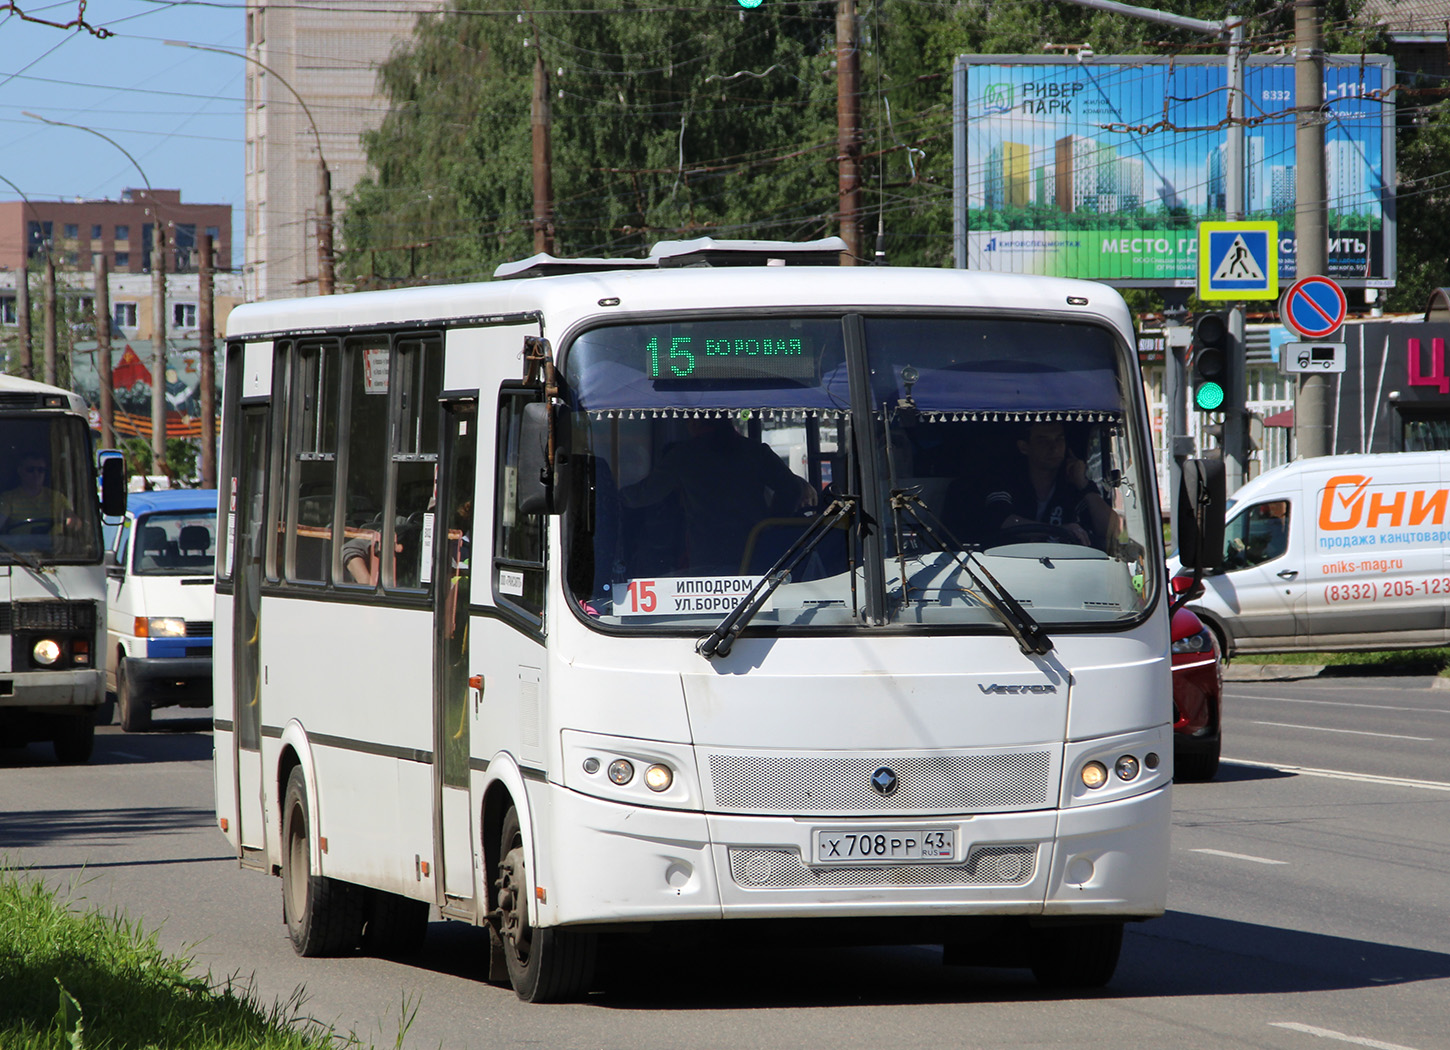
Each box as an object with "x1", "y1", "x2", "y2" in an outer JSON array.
[{"x1": 1190, "y1": 311, "x2": 1230, "y2": 412}]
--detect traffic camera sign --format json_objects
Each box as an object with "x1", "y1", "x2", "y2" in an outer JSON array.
[
  {"x1": 1280, "y1": 275, "x2": 1348, "y2": 339},
  {"x1": 1197, "y1": 221, "x2": 1279, "y2": 300}
]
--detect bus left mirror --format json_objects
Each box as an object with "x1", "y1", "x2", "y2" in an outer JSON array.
[
  {"x1": 99, "y1": 452, "x2": 126, "y2": 518},
  {"x1": 518, "y1": 401, "x2": 555, "y2": 515}
]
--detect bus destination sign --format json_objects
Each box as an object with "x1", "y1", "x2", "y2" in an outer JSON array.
[{"x1": 648, "y1": 332, "x2": 817, "y2": 383}]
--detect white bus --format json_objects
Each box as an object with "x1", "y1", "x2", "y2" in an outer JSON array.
[
  {"x1": 0, "y1": 374, "x2": 124, "y2": 763},
  {"x1": 213, "y1": 245, "x2": 1219, "y2": 1000}
]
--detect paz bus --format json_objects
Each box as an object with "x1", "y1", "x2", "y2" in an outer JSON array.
[
  {"x1": 213, "y1": 240, "x2": 1220, "y2": 1000},
  {"x1": 0, "y1": 374, "x2": 124, "y2": 763}
]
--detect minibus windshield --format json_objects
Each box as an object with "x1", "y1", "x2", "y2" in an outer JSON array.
[
  {"x1": 561, "y1": 314, "x2": 1157, "y2": 631},
  {"x1": 0, "y1": 416, "x2": 103, "y2": 564}
]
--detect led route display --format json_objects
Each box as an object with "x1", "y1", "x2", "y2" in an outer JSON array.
[{"x1": 647, "y1": 331, "x2": 818, "y2": 383}]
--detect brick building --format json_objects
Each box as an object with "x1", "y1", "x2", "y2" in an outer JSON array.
[{"x1": 0, "y1": 189, "x2": 231, "y2": 277}]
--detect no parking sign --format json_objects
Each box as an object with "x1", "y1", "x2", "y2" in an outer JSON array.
[{"x1": 1280, "y1": 276, "x2": 1348, "y2": 340}]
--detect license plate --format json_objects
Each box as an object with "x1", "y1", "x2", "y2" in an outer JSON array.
[{"x1": 811, "y1": 828, "x2": 955, "y2": 865}]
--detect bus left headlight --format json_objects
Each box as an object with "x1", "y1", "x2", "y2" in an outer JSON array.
[
  {"x1": 145, "y1": 617, "x2": 187, "y2": 638},
  {"x1": 32, "y1": 639, "x2": 62, "y2": 666}
]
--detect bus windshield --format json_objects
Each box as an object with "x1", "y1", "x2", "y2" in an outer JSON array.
[
  {"x1": 561, "y1": 314, "x2": 1157, "y2": 631},
  {"x1": 0, "y1": 415, "x2": 103, "y2": 564}
]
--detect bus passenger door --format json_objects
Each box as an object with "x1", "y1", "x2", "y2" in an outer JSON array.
[
  {"x1": 434, "y1": 398, "x2": 478, "y2": 906},
  {"x1": 232, "y1": 406, "x2": 269, "y2": 866}
]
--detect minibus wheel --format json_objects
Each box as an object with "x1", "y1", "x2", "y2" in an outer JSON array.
[
  {"x1": 117, "y1": 659, "x2": 151, "y2": 732},
  {"x1": 494, "y1": 805, "x2": 596, "y2": 1002},
  {"x1": 281, "y1": 767, "x2": 364, "y2": 956},
  {"x1": 1027, "y1": 920, "x2": 1123, "y2": 989}
]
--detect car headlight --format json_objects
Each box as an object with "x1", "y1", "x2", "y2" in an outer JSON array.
[
  {"x1": 1172, "y1": 627, "x2": 1213, "y2": 654},
  {"x1": 145, "y1": 617, "x2": 187, "y2": 638}
]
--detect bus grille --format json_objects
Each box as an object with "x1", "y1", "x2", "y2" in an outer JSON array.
[
  {"x1": 10, "y1": 601, "x2": 96, "y2": 632},
  {"x1": 185, "y1": 621, "x2": 213, "y2": 637},
  {"x1": 728, "y1": 844, "x2": 1038, "y2": 888},
  {"x1": 707, "y1": 751, "x2": 1052, "y2": 814}
]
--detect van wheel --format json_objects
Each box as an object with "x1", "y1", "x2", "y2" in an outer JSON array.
[
  {"x1": 1028, "y1": 921, "x2": 1123, "y2": 989},
  {"x1": 361, "y1": 889, "x2": 429, "y2": 958},
  {"x1": 281, "y1": 767, "x2": 364, "y2": 956},
  {"x1": 493, "y1": 805, "x2": 595, "y2": 1002},
  {"x1": 117, "y1": 660, "x2": 151, "y2": 732},
  {"x1": 52, "y1": 713, "x2": 95, "y2": 764}
]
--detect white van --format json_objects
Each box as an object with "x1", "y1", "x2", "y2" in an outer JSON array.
[
  {"x1": 1179, "y1": 450, "x2": 1450, "y2": 656},
  {"x1": 105, "y1": 489, "x2": 218, "y2": 730}
]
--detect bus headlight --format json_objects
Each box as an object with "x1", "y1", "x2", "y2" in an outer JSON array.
[
  {"x1": 32, "y1": 639, "x2": 62, "y2": 666},
  {"x1": 1114, "y1": 755, "x2": 1141, "y2": 781},
  {"x1": 607, "y1": 759, "x2": 635, "y2": 785},
  {"x1": 643, "y1": 763, "x2": 673, "y2": 792},
  {"x1": 1080, "y1": 761, "x2": 1108, "y2": 790},
  {"x1": 147, "y1": 617, "x2": 187, "y2": 638}
]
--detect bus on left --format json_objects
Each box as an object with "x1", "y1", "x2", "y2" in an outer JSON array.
[{"x1": 0, "y1": 374, "x2": 125, "y2": 762}]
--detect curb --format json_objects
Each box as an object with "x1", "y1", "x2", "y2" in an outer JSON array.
[{"x1": 1222, "y1": 663, "x2": 1326, "y2": 682}]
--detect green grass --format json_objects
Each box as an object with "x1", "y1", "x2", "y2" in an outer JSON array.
[
  {"x1": 1234, "y1": 647, "x2": 1450, "y2": 675},
  {"x1": 0, "y1": 866, "x2": 391, "y2": 1050}
]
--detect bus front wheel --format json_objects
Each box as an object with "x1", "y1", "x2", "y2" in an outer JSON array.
[
  {"x1": 1027, "y1": 921, "x2": 1123, "y2": 989},
  {"x1": 281, "y1": 767, "x2": 364, "y2": 956},
  {"x1": 117, "y1": 659, "x2": 151, "y2": 733},
  {"x1": 493, "y1": 805, "x2": 596, "y2": 1002}
]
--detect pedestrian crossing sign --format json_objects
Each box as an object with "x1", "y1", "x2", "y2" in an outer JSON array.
[{"x1": 1197, "y1": 221, "x2": 1278, "y2": 300}]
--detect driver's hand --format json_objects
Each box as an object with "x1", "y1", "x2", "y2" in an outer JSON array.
[{"x1": 1065, "y1": 453, "x2": 1088, "y2": 491}]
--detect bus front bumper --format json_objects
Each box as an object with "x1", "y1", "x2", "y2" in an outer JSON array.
[
  {"x1": 0, "y1": 668, "x2": 104, "y2": 710},
  {"x1": 535, "y1": 783, "x2": 1169, "y2": 928}
]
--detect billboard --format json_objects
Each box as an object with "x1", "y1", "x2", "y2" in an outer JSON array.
[{"x1": 953, "y1": 55, "x2": 1395, "y2": 288}]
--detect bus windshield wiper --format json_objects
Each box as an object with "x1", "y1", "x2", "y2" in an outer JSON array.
[
  {"x1": 0, "y1": 534, "x2": 46, "y2": 574},
  {"x1": 697, "y1": 496, "x2": 856, "y2": 660},
  {"x1": 890, "y1": 491, "x2": 1053, "y2": 657}
]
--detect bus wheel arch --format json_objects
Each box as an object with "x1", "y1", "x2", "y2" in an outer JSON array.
[{"x1": 280, "y1": 763, "x2": 365, "y2": 956}]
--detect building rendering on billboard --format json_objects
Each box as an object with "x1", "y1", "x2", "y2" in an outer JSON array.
[{"x1": 952, "y1": 54, "x2": 1395, "y2": 288}]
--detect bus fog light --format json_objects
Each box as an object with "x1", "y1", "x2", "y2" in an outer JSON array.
[
  {"x1": 32, "y1": 639, "x2": 62, "y2": 666},
  {"x1": 1144, "y1": 752, "x2": 1160, "y2": 770},
  {"x1": 607, "y1": 759, "x2": 634, "y2": 785},
  {"x1": 1080, "y1": 761, "x2": 1108, "y2": 789},
  {"x1": 644, "y1": 763, "x2": 673, "y2": 792},
  {"x1": 1115, "y1": 755, "x2": 1141, "y2": 781},
  {"x1": 582, "y1": 757, "x2": 600, "y2": 775}
]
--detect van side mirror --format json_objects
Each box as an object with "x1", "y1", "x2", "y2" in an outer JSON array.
[
  {"x1": 517, "y1": 401, "x2": 554, "y2": 515},
  {"x1": 99, "y1": 451, "x2": 126, "y2": 518},
  {"x1": 1176, "y1": 458, "x2": 1226, "y2": 574}
]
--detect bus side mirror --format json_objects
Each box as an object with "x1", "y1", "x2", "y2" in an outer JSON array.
[
  {"x1": 518, "y1": 401, "x2": 555, "y2": 515},
  {"x1": 1176, "y1": 458, "x2": 1226, "y2": 574},
  {"x1": 99, "y1": 451, "x2": 126, "y2": 518}
]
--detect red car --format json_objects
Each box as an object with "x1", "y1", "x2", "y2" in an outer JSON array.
[{"x1": 1171, "y1": 605, "x2": 1222, "y2": 781}]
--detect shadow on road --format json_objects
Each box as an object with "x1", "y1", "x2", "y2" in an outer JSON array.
[
  {"x1": 0, "y1": 721, "x2": 212, "y2": 768},
  {"x1": 1207, "y1": 761, "x2": 1297, "y2": 784},
  {"x1": 401, "y1": 909, "x2": 1450, "y2": 1009}
]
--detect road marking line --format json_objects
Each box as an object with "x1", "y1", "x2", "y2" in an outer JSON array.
[
  {"x1": 111, "y1": 751, "x2": 144, "y2": 760},
  {"x1": 1224, "y1": 759, "x2": 1450, "y2": 792},
  {"x1": 1189, "y1": 848, "x2": 1287, "y2": 865},
  {"x1": 1235, "y1": 695, "x2": 1445, "y2": 714},
  {"x1": 1270, "y1": 1021, "x2": 1422, "y2": 1050},
  {"x1": 1252, "y1": 721, "x2": 1432, "y2": 741}
]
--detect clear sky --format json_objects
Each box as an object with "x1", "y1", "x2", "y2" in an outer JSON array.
[{"x1": 1, "y1": 0, "x2": 244, "y2": 267}]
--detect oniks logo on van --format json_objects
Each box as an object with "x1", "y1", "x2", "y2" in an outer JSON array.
[{"x1": 1318, "y1": 473, "x2": 1449, "y2": 531}]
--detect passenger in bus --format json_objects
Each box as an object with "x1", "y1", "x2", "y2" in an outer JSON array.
[
  {"x1": 618, "y1": 415, "x2": 816, "y2": 575},
  {"x1": 982, "y1": 420, "x2": 1116, "y2": 549},
  {"x1": 0, "y1": 453, "x2": 78, "y2": 535}
]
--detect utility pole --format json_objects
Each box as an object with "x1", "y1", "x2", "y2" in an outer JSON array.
[
  {"x1": 199, "y1": 234, "x2": 217, "y2": 488},
  {"x1": 317, "y1": 161, "x2": 334, "y2": 296},
  {"x1": 837, "y1": 0, "x2": 862, "y2": 264},
  {"x1": 42, "y1": 254, "x2": 57, "y2": 385},
  {"x1": 151, "y1": 224, "x2": 168, "y2": 476},
  {"x1": 15, "y1": 262, "x2": 32, "y2": 379},
  {"x1": 1294, "y1": 0, "x2": 1331, "y2": 458},
  {"x1": 532, "y1": 47, "x2": 555, "y2": 255},
  {"x1": 94, "y1": 252, "x2": 114, "y2": 449}
]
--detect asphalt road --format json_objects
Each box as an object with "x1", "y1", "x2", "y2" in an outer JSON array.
[{"x1": 2, "y1": 677, "x2": 1447, "y2": 1050}]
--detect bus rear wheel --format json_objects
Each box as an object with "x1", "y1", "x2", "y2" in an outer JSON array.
[
  {"x1": 281, "y1": 766, "x2": 364, "y2": 956},
  {"x1": 1027, "y1": 921, "x2": 1123, "y2": 989},
  {"x1": 493, "y1": 805, "x2": 595, "y2": 1002}
]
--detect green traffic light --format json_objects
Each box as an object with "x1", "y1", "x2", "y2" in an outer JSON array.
[
  {"x1": 738, "y1": 0, "x2": 764, "y2": 6},
  {"x1": 1194, "y1": 382, "x2": 1226, "y2": 412}
]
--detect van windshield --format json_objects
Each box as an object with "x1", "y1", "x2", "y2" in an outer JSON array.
[
  {"x1": 131, "y1": 510, "x2": 217, "y2": 576},
  {"x1": 0, "y1": 415, "x2": 103, "y2": 564},
  {"x1": 560, "y1": 314, "x2": 1158, "y2": 632}
]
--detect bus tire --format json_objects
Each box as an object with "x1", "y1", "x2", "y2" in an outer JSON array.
[
  {"x1": 52, "y1": 713, "x2": 95, "y2": 764},
  {"x1": 361, "y1": 889, "x2": 429, "y2": 958},
  {"x1": 282, "y1": 766, "x2": 364, "y2": 957},
  {"x1": 1027, "y1": 921, "x2": 1123, "y2": 989},
  {"x1": 494, "y1": 805, "x2": 596, "y2": 1002},
  {"x1": 117, "y1": 659, "x2": 151, "y2": 733}
]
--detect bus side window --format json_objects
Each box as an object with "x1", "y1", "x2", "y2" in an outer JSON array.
[
  {"x1": 336, "y1": 337, "x2": 391, "y2": 587},
  {"x1": 493, "y1": 388, "x2": 546, "y2": 618},
  {"x1": 387, "y1": 335, "x2": 442, "y2": 590},
  {"x1": 284, "y1": 340, "x2": 339, "y2": 583}
]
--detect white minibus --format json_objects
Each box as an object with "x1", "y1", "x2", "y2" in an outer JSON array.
[
  {"x1": 0, "y1": 374, "x2": 124, "y2": 762},
  {"x1": 213, "y1": 244, "x2": 1218, "y2": 1000}
]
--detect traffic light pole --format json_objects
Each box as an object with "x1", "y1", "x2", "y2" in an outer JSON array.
[{"x1": 1224, "y1": 305, "x2": 1247, "y2": 493}]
